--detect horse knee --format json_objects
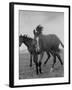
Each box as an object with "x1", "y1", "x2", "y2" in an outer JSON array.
[
  {"x1": 48, "y1": 53, "x2": 51, "y2": 58},
  {"x1": 57, "y1": 54, "x2": 63, "y2": 65},
  {"x1": 54, "y1": 58, "x2": 56, "y2": 64},
  {"x1": 36, "y1": 62, "x2": 38, "y2": 67},
  {"x1": 44, "y1": 53, "x2": 51, "y2": 65},
  {"x1": 39, "y1": 61, "x2": 41, "y2": 67},
  {"x1": 33, "y1": 54, "x2": 38, "y2": 63},
  {"x1": 52, "y1": 55, "x2": 56, "y2": 68}
]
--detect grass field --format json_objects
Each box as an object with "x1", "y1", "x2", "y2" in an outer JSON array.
[{"x1": 19, "y1": 49, "x2": 64, "y2": 79}]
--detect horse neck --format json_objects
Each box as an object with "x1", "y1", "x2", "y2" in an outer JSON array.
[
  {"x1": 36, "y1": 34, "x2": 44, "y2": 50},
  {"x1": 23, "y1": 39, "x2": 32, "y2": 48},
  {"x1": 37, "y1": 33, "x2": 43, "y2": 40}
]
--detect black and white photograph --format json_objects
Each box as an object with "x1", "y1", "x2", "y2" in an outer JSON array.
[
  {"x1": 19, "y1": 10, "x2": 64, "y2": 79},
  {"x1": 9, "y1": 2, "x2": 70, "y2": 87}
]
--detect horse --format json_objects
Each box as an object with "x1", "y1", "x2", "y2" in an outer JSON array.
[
  {"x1": 19, "y1": 34, "x2": 41, "y2": 74},
  {"x1": 19, "y1": 34, "x2": 37, "y2": 67},
  {"x1": 33, "y1": 25, "x2": 64, "y2": 74}
]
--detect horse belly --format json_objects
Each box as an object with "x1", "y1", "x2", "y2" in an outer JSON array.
[
  {"x1": 42, "y1": 40, "x2": 58, "y2": 51},
  {"x1": 41, "y1": 40, "x2": 51, "y2": 51},
  {"x1": 39, "y1": 35, "x2": 60, "y2": 51}
]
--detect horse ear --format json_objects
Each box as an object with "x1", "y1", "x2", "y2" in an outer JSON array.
[{"x1": 33, "y1": 29, "x2": 36, "y2": 35}]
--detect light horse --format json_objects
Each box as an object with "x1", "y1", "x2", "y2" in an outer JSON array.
[{"x1": 33, "y1": 25, "x2": 64, "y2": 74}]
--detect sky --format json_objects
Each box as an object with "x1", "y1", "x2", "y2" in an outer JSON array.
[{"x1": 19, "y1": 10, "x2": 64, "y2": 51}]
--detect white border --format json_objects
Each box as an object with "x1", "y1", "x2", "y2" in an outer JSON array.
[{"x1": 14, "y1": 4, "x2": 69, "y2": 86}]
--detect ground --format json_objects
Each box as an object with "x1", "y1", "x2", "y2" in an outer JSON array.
[{"x1": 19, "y1": 50, "x2": 64, "y2": 79}]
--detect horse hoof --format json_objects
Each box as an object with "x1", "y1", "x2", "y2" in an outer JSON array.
[
  {"x1": 50, "y1": 68, "x2": 54, "y2": 72},
  {"x1": 40, "y1": 71, "x2": 43, "y2": 74}
]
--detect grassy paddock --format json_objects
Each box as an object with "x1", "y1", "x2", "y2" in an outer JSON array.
[{"x1": 19, "y1": 49, "x2": 64, "y2": 79}]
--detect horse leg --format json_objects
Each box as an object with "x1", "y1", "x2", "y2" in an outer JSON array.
[
  {"x1": 39, "y1": 52, "x2": 44, "y2": 74},
  {"x1": 56, "y1": 53, "x2": 63, "y2": 66},
  {"x1": 52, "y1": 54, "x2": 56, "y2": 70},
  {"x1": 50, "y1": 51, "x2": 56, "y2": 72},
  {"x1": 39, "y1": 61, "x2": 42, "y2": 74},
  {"x1": 33, "y1": 53, "x2": 39, "y2": 75},
  {"x1": 44, "y1": 52, "x2": 51, "y2": 65},
  {"x1": 30, "y1": 54, "x2": 32, "y2": 67},
  {"x1": 35, "y1": 56, "x2": 39, "y2": 75}
]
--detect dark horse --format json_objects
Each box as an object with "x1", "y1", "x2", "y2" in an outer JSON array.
[
  {"x1": 19, "y1": 34, "x2": 37, "y2": 67},
  {"x1": 19, "y1": 34, "x2": 39, "y2": 74},
  {"x1": 19, "y1": 34, "x2": 56, "y2": 74},
  {"x1": 33, "y1": 25, "x2": 64, "y2": 74}
]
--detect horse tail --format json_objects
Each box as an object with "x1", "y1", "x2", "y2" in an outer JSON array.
[
  {"x1": 56, "y1": 35, "x2": 64, "y2": 48},
  {"x1": 60, "y1": 40, "x2": 64, "y2": 48}
]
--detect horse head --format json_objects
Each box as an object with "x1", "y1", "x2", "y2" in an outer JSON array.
[
  {"x1": 36, "y1": 24, "x2": 43, "y2": 34},
  {"x1": 33, "y1": 29, "x2": 41, "y2": 52},
  {"x1": 19, "y1": 34, "x2": 23, "y2": 47},
  {"x1": 33, "y1": 25, "x2": 43, "y2": 38}
]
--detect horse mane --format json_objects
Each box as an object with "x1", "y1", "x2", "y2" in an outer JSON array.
[
  {"x1": 36, "y1": 24, "x2": 43, "y2": 34},
  {"x1": 23, "y1": 34, "x2": 33, "y2": 41}
]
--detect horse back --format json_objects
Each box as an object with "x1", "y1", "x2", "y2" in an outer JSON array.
[{"x1": 39, "y1": 34, "x2": 60, "y2": 51}]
